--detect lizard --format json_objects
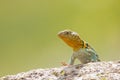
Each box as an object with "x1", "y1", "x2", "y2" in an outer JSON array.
[{"x1": 58, "y1": 30, "x2": 100, "y2": 65}]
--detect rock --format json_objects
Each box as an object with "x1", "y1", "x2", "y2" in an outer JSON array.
[{"x1": 0, "y1": 61, "x2": 120, "y2": 80}]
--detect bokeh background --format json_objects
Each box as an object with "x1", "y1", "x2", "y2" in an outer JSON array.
[{"x1": 0, "y1": 0, "x2": 120, "y2": 77}]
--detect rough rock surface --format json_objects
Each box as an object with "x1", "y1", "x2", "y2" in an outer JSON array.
[{"x1": 0, "y1": 61, "x2": 120, "y2": 80}]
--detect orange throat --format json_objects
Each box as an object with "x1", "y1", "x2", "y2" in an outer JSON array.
[{"x1": 61, "y1": 37, "x2": 83, "y2": 51}]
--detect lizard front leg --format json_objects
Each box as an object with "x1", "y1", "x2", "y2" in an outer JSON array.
[
  {"x1": 69, "y1": 54, "x2": 76, "y2": 65},
  {"x1": 61, "y1": 54, "x2": 76, "y2": 66}
]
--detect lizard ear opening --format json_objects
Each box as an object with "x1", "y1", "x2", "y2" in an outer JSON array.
[{"x1": 86, "y1": 43, "x2": 88, "y2": 47}]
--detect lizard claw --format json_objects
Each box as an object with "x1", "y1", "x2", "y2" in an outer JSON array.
[{"x1": 61, "y1": 62, "x2": 69, "y2": 66}]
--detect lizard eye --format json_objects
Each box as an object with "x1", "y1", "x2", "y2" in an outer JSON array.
[
  {"x1": 65, "y1": 31, "x2": 70, "y2": 35},
  {"x1": 66, "y1": 32, "x2": 69, "y2": 34}
]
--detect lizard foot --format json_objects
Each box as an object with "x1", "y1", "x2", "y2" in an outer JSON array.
[{"x1": 61, "y1": 62, "x2": 69, "y2": 66}]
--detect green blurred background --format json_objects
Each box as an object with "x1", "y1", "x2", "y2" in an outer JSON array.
[{"x1": 0, "y1": 0, "x2": 120, "y2": 77}]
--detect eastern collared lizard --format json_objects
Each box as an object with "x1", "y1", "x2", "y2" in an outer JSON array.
[{"x1": 58, "y1": 30, "x2": 100, "y2": 65}]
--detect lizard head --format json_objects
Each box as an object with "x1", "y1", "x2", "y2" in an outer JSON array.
[{"x1": 58, "y1": 30, "x2": 85, "y2": 51}]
